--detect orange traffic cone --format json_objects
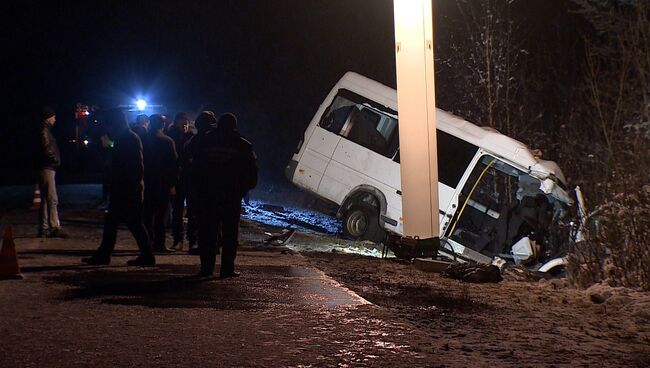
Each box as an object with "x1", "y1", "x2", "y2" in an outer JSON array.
[
  {"x1": 0, "y1": 225, "x2": 23, "y2": 280},
  {"x1": 31, "y1": 184, "x2": 41, "y2": 210}
]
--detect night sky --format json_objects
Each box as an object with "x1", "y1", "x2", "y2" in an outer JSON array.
[
  {"x1": 0, "y1": 1, "x2": 579, "y2": 188},
  {"x1": 3, "y1": 1, "x2": 397, "y2": 108},
  {"x1": 1, "y1": 0, "x2": 398, "y2": 186}
]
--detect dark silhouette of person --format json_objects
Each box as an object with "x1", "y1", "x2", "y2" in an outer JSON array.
[
  {"x1": 143, "y1": 114, "x2": 178, "y2": 253},
  {"x1": 189, "y1": 112, "x2": 257, "y2": 278},
  {"x1": 37, "y1": 106, "x2": 67, "y2": 238},
  {"x1": 131, "y1": 114, "x2": 149, "y2": 145},
  {"x1": 183, "y1": 111, "x2": 217, "y2": 255},
  {"x1": 85, "y1": 117, "x2": 114, "y2": 207},
  {"x1": 166, "y1": 112, "x2": 195, "y2": 250},
  {"x1": 82, "y1": 108, "x2": 155, "y2": 266}
]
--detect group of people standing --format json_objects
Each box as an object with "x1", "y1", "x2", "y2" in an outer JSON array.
[
  {"x1": 132, "y1": 112, "x2": 197, "y2": 254},
  {"x1": 36, "y1": 105, "x2": 257, "y2": 278}
]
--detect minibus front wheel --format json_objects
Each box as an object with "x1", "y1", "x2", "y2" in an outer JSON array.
[{"x1": 343, "y1": 204, "x2": 384, "y2": 242}]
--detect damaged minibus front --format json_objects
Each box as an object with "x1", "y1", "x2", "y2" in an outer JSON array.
[{"x1": 439, "y1": 153, "x2": 575, "y2": 273}]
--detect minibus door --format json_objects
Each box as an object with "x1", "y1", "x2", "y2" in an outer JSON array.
[{"x1": 294, "y1": 127, "x2": 340, "y2": 192}]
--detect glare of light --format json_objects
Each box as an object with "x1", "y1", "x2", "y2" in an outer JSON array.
[
  {"x1": 136, "y1": 99, "x2": 147, "y2": 111},
  {"x1": 84, "y1": 111, "x2": 90, "y2": 116},
  {"x1": 83, "y1": 139, "x2": 89, "y2": 146}
]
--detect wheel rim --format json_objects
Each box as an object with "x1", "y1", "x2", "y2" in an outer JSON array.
[{"x1": 347, "y1": 210, "x2": 368, "y2": 238}]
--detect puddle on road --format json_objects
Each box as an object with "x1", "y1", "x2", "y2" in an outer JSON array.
[
  {"x1": 45, "y1": 264, "x2": 268, "y2": 310},
  {"x1": 44, "y1": 264, "x2": 366, "y2": 310}
]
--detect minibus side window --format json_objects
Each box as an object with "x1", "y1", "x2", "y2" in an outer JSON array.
[
  {"x1": 320, "y1": 95, "x2": 355, "y2": 134},
  {"x1": 437, "y1": 130, "x2": 479, "y2": 188},
  {"x1": 392, "y1": 130, "x2": 478, "y2": 187},
  {"x1": 345, "y1": 107, "x2": 389, "y2": 156},
  {"x1": 319, "y1": 91, "x2": 400, "y2": 159},
  {"x1": 388, "y1": 129, "x2": 399, "y2": 161}
]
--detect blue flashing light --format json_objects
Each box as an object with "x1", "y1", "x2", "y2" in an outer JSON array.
[{"x1": 136, "y1": 99, "x2": 147, "y2": 111}]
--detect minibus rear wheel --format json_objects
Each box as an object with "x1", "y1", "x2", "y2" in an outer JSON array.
[{"x1": 343, "y1": 204, "x2": 383, "y2": 241}]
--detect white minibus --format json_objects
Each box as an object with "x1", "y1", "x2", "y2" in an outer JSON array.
[{"x1": 286, "y1": 72, "x2": 574, "y2": 272}]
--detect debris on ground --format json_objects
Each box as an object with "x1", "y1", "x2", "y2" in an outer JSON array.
[
  {"x1": 501, "y1": 266, "x2": 546, "y2": 282},
  {"x1": 263, "y1": 228, "x2": 296, "y2": 246},
  {"x1": 441, "y1": 262, "x2": 503, "y2": 283}
]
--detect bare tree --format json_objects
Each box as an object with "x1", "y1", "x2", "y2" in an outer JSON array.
[
  {"x1": 437, "y1": 0, "x2": 526, "y2": 137},
  {"x1": 572, "y1": 0, "x2": 650, "y2": 192},
  {"x1": 568, "y1": 0, "x2": 650, "y2": 290}
]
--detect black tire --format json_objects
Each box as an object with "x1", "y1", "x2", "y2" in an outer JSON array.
[{"x1": 342, "y1": 204, "x2": 385, "y2": 242}]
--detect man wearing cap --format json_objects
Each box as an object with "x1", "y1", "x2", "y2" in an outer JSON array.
[{"x1": 37, "y1": 106, "x2": 67, "y2": 238}]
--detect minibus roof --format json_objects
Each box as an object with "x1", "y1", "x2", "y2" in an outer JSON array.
[{"x1": 336, "y1": 72, "x2": 567, "y2": 186}]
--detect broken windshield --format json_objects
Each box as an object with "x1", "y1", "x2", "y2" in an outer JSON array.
[{"x1": 446, "y1": 154, "x2": 570, "y2": 265}]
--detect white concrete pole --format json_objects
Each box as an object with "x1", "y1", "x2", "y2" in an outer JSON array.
[{"x1": 393, "y1": 0, "x2": 439, "y2": 239}]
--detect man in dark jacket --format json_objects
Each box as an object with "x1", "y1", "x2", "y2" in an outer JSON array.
[
  {"x1": 37, "y1": 106, "x2": 67, "y2": 238},
  {"x1": 183, "y1": 111, "x2": 218, "y2": 255},
  {"x1": 82, "y1": 108, "x2": 155, "y2": 266},
  {"x1": 166, "y1": 112, "x2": 195, "y2": 250},
  {"x1": 189, "y1": 112, "x2": 257, "y2": 278},
  {"x1": 143, "y1": 114, "x2": 178, "y2": 253}
]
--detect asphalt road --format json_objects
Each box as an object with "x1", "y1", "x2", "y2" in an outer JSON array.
[
  {"x1": 4, "y1": 185, "x2": 648, "y2": 367},
  {"x1": 0, "y1": 187, "x2": 434, "y2": 367}
]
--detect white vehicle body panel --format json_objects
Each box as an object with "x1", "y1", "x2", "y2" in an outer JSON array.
[{"x1": 293, "y1": 128, "x2": 340, "y2": 191}]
